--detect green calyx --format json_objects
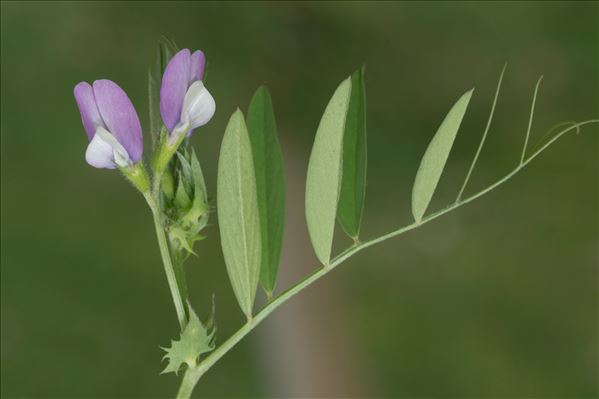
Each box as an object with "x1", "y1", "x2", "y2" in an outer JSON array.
[
  {"x1": 120, "y1": 161, "x2": 151, "y2": 194},
  {"x1": 152, "y1": 125, "x2": 188, "y2": 175},
  {"x1": 162, "y1": 168, "x2": 176, "y2": 201}
]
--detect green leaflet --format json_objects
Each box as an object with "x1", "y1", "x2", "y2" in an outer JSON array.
[
  {"x1": 247, "y1": 86, "x2": 286, "y2": 297},
  {"x1": 161, "y1": 303, "x2": 215, "y2": 375},
  {"x1": 412, "y1": 89, "x2": 474, "y2": 222},
  {"x1": 305, "y1": 77, "x2": 352, "y2": 265},
  {"x1": 337, "y1": 67, "x2": 367, "y2": 239},
  {"x1": 217, "y1": 110, "x2": 262, "y2": 318}
]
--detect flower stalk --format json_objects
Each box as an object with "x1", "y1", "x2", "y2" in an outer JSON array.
[{"x1": 145, "y1": 177, "x2": 188, "y2": 330}]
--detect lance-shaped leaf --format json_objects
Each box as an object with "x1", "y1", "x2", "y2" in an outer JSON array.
[
  {"x1": 412, "y1": 89, "x2": 474, "y2": 222},
  {"x1": 247, "y1": 86, "x2": 286, "y2": 297},
  {"x1": 305, "y1": 77, "x2": 352, "y2": 265},
  {"x1": 337, "y1": 67, "x2": 367, "y2": 239},
  {"x1": 217, "y1": 110, "x2": 262, "y2": 318}
]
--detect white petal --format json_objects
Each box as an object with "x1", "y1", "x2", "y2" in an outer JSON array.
[
  {"x1": 180, "y1": 80, "x2": 216, "y2": 130},
  {"x1": 86, "y1": 132, "x2": 116, "y2": 169},
  {"x1": 85, "y1": 127, "x2": 131, "y2": 169}
]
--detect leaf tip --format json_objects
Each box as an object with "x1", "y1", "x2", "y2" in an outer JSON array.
[{"x1": 459, "y1": 88, "x2": 475, "y2": 107}]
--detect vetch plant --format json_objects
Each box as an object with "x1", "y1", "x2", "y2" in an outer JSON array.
[{"x1": 73, "y1": 38, "x2": 598, "y2": 398}]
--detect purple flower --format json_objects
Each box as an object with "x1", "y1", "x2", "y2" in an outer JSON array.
[
  {"x1": 160, "y1": 49, "x2": 215, "y2": 139},
  {"x1": 74, "y1": 80, "x2": 143, "y2": 169}
]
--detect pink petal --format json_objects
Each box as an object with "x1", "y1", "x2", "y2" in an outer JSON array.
[
  {"x1": 190, "y1": 50, "x2": 206, "y2": 82},
  {"x1": 74, "y1": 82, "x2": 104, "y2": 141},
  {"x1": 160, "y1": 49, "x2": 191, "y2": 132},
  {"x1": 92, "y1": 80, "x2": 143, "y2": 163}
]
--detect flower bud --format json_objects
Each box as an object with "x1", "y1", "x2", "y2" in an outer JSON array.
[{"x1": 163, "y1": 149, "x2": 210, "y2": 256}]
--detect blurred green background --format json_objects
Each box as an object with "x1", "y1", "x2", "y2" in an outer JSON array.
[{"x1": 1, "y1": 1, "x2": 597, "y2": 398}]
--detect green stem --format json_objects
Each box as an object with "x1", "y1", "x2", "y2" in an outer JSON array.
[
  {"x1": 146, "y1": 173, "x2": 187, "y2": 330},
  {"x1": 175, "y1": 119, "x2": 598, "y2": 398},
  {"x1": 176, "y1": 366, "x2": 200, "y2": 399},
  {"x1": 170, "y1": 240, "x2": 189, "y2": 307}
]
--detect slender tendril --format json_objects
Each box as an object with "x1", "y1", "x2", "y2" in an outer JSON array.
[
  {"x1": 520, "y1": 76, "x2": 544, "y2": 165},
  {"x1": 455, "y1": 62, "x2": 506, "y2": 203},
  {"x1": 528, "y1": 120, "x2": 579, "y2": 154},
  {"x1": 173, "y1": 119, "x2": 598, "y2": 398}
]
